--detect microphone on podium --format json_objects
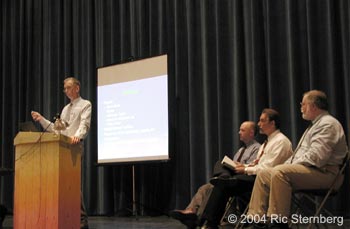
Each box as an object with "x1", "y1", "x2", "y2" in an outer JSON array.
[{"x1": 53, "y1": 113, "x2": 68, "y2": 134}]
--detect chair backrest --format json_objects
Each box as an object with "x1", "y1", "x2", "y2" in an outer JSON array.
[{"x1": 332, "y1": 150, "x2": 350, "y2": 192}]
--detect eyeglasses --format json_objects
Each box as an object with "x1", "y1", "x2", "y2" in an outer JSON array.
[{"x1": 259, "y1": 118, "x2": 270, "y2": 123}]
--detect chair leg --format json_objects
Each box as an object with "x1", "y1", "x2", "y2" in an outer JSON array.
[
  {"x1": 291, "y1": 193, "x2": 336, "y2": 229},
  {"x1": 234, "y1": 204, "x2": 249, "y2": 229},
  {"x1": 313, "y1": 193, "x2": 335, "y2": 217},
  {"x1": 218, "y1": 196, "x2": 250, "y2": 229},
  {"x1": 220, "y1": 197, "x2": 235, "y2": 225}
]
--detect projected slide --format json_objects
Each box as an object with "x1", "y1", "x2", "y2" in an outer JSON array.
[{"x1": 97, "y1": 55, "x2": 169, "y2": 163}]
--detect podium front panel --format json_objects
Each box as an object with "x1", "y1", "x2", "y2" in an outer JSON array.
[{"x1": 14, "y1": 132, "x2": 81, "y2": 229}]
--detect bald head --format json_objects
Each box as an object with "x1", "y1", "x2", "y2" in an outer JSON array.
[{"x1": 239, "y1": 121, "x2": 257, "y2": 144}]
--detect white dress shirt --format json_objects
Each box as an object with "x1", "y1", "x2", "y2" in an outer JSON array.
[
  {"x1": 245, "y1": 130, "x2": 293, "y2": 175},
  {"x1": 39, "y1": 96, "x2": 92, "y2": 140}
]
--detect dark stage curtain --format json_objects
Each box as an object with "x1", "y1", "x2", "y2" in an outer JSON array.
[{"x1": 1, "y1": 0, "x2": 349, "y2": 217}]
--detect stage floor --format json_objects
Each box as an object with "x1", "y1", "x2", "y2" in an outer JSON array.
[
  {"x1": 3, "y1": 215, "x2": 349, "y2": 228},
  {"x1": 3, "y1": 215, "x2": 185, "y2": 228}
]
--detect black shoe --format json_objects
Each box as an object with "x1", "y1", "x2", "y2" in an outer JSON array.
[
  {"x1": 80, "y1": 223, "x2": 89, "y2": 229},
  {"x1": 169, "y1": 210, "x2": 198, "y2": 228},
  {"x1": 169, "y1": 209, "x2": 197, "y2": 221},
  {"x1": 80, "y1": 219, "x2": 89, "y2": 229},
  {"x1": 210, "y1": 176, "x2": 237, "y2": 187}
]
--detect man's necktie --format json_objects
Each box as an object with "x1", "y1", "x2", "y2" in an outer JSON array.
[
  {"x1": 66, "y1": 103, "x2": 73, "y2": 123},
  {"x1": 250, "y1": 139, "x2": 268, "y2": 166},
  {"x1": 236, "y1": 147, "x2": 246, "y2": 163}
]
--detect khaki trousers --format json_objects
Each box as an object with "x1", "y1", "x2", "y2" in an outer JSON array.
[
  {"x1": 248, "y1": 164, "x2": 338, "y2": 218},
  {"x1": 187, "y1": 183, "x2": 214, "y2": 212}
]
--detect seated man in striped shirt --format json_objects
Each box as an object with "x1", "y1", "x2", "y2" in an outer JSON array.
[{"x1": 170, "y1": 121, "x2": 260, "y2": 228}]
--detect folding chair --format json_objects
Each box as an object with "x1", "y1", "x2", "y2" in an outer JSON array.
[
  {"x1": 290, "y1": 151, "x2": 349, "y2": 229},
  {"x1": 217, "y1": 179, "x2": 253, "y2": 229},
  {"x1": 220, "y1": 192, "x2": 251, "y2": 229}
]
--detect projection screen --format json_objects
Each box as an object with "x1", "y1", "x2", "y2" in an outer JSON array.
[{"x1": 97, "y1": 55, "x2": 169, "y2": 164}]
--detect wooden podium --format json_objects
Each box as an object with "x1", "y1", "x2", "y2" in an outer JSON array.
[{"x1": 14, "y1": 132, "x2": 82, "y2": 229}]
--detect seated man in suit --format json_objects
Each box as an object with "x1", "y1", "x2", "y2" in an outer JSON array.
[
  {"x1": 247, "y1": 90, "x2": 348, "y2": 229},
  {"x1": 170, "y1": 121, "x2": 260, "y2": 228},
  {"x1": 200, "y1": 108, "x2": 293, "y2": 228}
]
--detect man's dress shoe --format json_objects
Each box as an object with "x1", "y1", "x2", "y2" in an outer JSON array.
[
  {"x1": 169, "y1": 209, "x2": 198, "y2": 228},
  {"x1": 210, "y1": 176, "x2": 237, "y2": 187}
]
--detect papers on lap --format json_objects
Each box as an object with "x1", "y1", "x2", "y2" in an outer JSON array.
[{"x1": 221, "y1": 155, "x2": 238, "y2": 171}]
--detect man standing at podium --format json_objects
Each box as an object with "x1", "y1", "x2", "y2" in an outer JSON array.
[{"x1": 31, "y1": 77, "x2": 91, "y2": 229}]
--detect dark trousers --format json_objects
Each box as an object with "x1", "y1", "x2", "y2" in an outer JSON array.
[
  {"x1": 201, "y1": 174, "x2": 256, "y2": 226},
  {"x1": 212, "y1": 160, "x2": 235, "y2": 178}
]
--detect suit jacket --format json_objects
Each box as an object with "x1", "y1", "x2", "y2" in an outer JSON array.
[{"x1": 286, "y1": 112, "x2": 348, "y2": 169}]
